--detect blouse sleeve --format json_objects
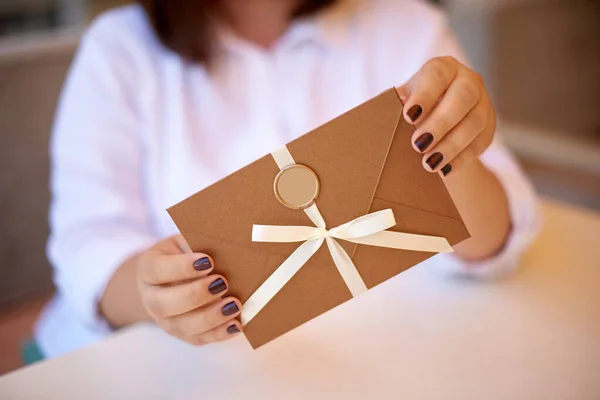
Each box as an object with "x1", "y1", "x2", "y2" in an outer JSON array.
[
  {"x1": 426, "y1": 21, "x2": 542, "y2": 278},
  {"x1": 47, "y1": 16, "x2": 156, "y2": 333}
]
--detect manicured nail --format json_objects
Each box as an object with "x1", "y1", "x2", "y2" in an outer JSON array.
[
  {"x1": 227, "y1": 324, "x2": 240, "y2": 334},
  {"x1": 208, "y1": 278, "x2": 227, "y2": 294},
  {"x1": 441, "y1": 164, "x2": 452, "y2": 176},
  {"x1": 426, "y1": 153, "x2": 444, "y2": 170},
  {"x1": 407, "y1": 105, "x2": 423, "y2": 122},
  {"x1": 221, "y1": 301, "x2": 239, "y2": 316},
  {"x1": 414, "y1": 133, "x2": 433, "y2": 152},
  {"x1": 193, "y1": 257, "x2": 212, "y2": 271}
]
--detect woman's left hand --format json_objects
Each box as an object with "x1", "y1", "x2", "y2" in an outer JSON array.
[{"x1": 396, "y1": 56, "x2": 496, "y2": 177}]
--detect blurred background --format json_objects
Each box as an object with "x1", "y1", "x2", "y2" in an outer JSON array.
[{"x1": 0, "y1": 0, "x2": 598, "y2": 375}]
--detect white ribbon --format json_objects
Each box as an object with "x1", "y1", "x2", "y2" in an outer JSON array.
[{"x1": 241, "y1": 147, "x2": 453, "y2": 325}]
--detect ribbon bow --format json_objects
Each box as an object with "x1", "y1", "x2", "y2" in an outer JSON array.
[{"x1": 240, "y1": 146, "x2": 453, "y2": 325}]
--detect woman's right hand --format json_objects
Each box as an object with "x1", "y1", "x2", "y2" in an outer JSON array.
[{"x1": 136, "y1": 235, "x2": 242, "y2": 345}]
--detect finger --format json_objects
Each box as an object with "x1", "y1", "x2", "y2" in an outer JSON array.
[
  {"x1": 401, "y1": 57, "x2": 460, "y2": 124},
  {"x1": 140, "y1": 251, "x2": 214, "y2": 285},
  {"x1": 144, "y1": 275, "x2": 229, "y2": 318},
  {"x1": 421, "y1": 97, "x2": 491, "y2": 173},
  {"x1": 164, "y1": 296, "x2": 242, "y2": 337},
  {"x1": 437, "y1": 124, "x2": 495, "y2": 178},
  {"x1": 151, "y1": 235, "x2": 189, "y2": 255},
  {"x1": 186, "y1": 320, "x2": 242, "y2": 346},
  {"x1": 395, "y1": 85, "x2": 409, "y2": 104},
  {"x1": 411, "y1": 70, "x2": 482, "y2": 153},
  {"x1": 396, "y1": 83, "x2": 443, "y2": 108}
]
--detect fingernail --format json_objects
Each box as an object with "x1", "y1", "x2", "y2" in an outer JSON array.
[
  {"x1": 414, "y1": 133, "x2": 433, "y2": 152},
  {"x1": 441, "y1": 164, "x2": 452, "y2": 176},
  {"x1": 227, "y1": 324, "x2": 240, "y2": 334},
  {"x1": 426, "y1": 153, "x2": 444, "y2": 170},
  {"x1": 193, "y1": 257, "x2": 212, "y2": 271},
  {"x1": 221, "y1": 301, "x2": 239, "y2": 316},
  {"x1": 407, "y1": 105, "x2": 423, "y2": 122},
  {"x1": 208, "y1": 278, "x2": 227, "y2": 295}
]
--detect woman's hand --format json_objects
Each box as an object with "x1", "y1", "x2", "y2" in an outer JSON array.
[
  {"x1": 395, "y1": 56, "x2": 511, "y2": 261},
  {"x1": 396, "y1": 56, "x2": 496, "y2": 177},
  {"x1": 136, "y1": 235, "x2": 242, "y2": 345}
]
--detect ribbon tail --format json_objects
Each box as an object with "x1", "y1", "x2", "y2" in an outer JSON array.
[
  {"x1": 241, "y1": 237, "x2": 325, "y2": 325},
  {"x1": 347, "y1": 231, "x2": 453, "y2": 253},
  {"x1": 325, "y1": 237, "x2": 368, "y2": 297}
]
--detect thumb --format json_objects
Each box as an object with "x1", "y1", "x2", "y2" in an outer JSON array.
[
  {"x1": 153, "y1": 234, "x2": 192, "y2": 255},
  {"x1": 174, "y1": 234, "x2": 193, "y2": 254}
]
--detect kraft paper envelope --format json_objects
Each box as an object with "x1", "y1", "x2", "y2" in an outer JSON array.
[{"x1": 168, "y1": 88, "x2": 470, "y2": 349}]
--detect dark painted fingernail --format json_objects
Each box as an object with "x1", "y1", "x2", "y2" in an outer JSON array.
[
  {"x1": 426, "y1": 153, "x2": 444, "y2": 170},
  {"x1": 221, "y1": 301, "x2": 239, "y2": 316},
  {"x1": 227, "y1": 324, "x2": 240, "y2": 334},
  {"x1": 208, "y1": 278, "x2": 227, "y2": 294},
  {"x1": 414, "y1": 133, "x2": 433, "y2": 152},
  {"x1": 441, "y1": 164, "x2": 452, "y2": 176},
  {"x1": 407, "y1": 105, "x2": 423, "y2": 122},
  {"x1": 193, "y1": 257, "x2": 212, "y2": 271}
]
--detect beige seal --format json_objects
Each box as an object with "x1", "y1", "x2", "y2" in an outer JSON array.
[{"x1": 273, "y1": 164, "x2": 320, "y2": 210}]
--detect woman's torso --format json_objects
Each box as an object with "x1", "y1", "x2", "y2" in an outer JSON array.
[{"x1": 37, "y1": 0, "x2": 453, "y2": 357}]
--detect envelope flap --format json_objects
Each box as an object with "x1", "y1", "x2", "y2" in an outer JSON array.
[
  {"x1": 374, "y1": 105, "x2": 462, "y2": 220},
  {"x1": 286, "y1": 89, "x2": 402, "y2": 231}
]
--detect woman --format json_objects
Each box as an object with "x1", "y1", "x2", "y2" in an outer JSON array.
[{"x1": 36, "y1": 0, "x2": 540, "y2": 357}]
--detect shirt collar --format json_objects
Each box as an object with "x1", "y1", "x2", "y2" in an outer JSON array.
[
  {"x1": 218, "y1": 0, "x2": 359, "y2": 56},
  {"x1": 283, "y1": 1, "x2": 354, "y2": 52}
]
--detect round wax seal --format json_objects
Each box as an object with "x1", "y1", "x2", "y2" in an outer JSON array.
[{"x1": 274, "y1": 164, "x2": 320, "y2": 210}]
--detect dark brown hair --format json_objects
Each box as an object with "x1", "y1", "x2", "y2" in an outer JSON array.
[{"x1": 138, "y1": 0, "x2": 338, "y2": 65}]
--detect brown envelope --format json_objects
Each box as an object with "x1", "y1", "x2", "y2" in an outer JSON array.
[{"x1": 168, "y1": 88, "x2": 470, "y2": 348}]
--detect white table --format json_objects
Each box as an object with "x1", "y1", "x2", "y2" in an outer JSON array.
[{"x1": 1, "y1": 200, "x2": 599, "y2": 400}]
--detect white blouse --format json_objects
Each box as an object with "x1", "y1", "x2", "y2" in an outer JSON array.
[{"x1": 36, "y1": 0, "x2": 541, "y2": 358}]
